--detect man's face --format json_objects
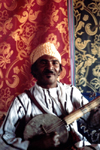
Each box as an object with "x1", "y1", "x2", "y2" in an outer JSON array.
[{"x1": 34, "y1": 55, "x2": 61, "y2": 88}]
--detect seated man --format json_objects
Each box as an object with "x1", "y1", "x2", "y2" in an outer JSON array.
[{"x1": 0, "y1": 42, "x2": 99, "y2": 150}]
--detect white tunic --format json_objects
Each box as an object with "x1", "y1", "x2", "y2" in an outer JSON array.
[{"x1": 0, "y1": 82, "x2": 99, "y2": 150}]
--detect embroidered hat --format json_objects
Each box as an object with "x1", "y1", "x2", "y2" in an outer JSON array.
[{"x1": 30, "y1": 42, "x2": 61, "y2": 64}]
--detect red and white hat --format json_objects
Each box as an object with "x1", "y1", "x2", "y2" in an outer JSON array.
[{"x1": 30, "y1": 42, "x2": 61, "y2": 64}]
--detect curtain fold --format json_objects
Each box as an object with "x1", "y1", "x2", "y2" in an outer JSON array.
[{"x1": 67, "y1": 0, "x2": 75, "y2": 85}]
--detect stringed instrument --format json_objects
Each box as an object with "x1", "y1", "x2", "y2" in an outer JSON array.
[{"x1": 24, "y1": 96, "x2": 100, "y2": 145}]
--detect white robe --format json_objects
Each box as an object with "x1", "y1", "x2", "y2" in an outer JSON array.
[{"x1": 0, "y1": 82, "x2": 99, "y2": 150}]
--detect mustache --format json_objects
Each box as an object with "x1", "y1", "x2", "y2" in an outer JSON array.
[{"x1": 44, "y1": 69, "x2": 55, "y2": 74}]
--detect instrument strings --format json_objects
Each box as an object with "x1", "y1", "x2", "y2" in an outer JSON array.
[
  {"x1": 43, "y1": 97, "x2": 100, "y2": 133},
  {"x1": 29, "y1": 119, "x2": 66, "y2": 135},
  {"x1": 45, "y1": 119, "x2": 65, "y2": 133}
]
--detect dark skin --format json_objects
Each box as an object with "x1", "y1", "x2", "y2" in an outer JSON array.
[
  {"x1": 29, "y1": 55, "x2": 89, "y2": 150},
  {"x1": 33, "y1": 55, "x2": 62, "y2": 89},
  {"x1": 28, "y1": 55, "x2": 62, "y2": 149}
]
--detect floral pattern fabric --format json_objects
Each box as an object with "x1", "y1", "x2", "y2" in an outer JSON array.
[{"x1": 0, "y1": 0, "x2": 70, "y2": 113}]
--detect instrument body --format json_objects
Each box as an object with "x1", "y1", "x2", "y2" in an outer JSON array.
[
  {"x1": 24, "y1": 96, "x2": 100, "y2": 148},
  {"x1": 24, "y1": 114, "x2": 68, "y2": 144}
]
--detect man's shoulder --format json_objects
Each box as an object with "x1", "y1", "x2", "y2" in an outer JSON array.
[
  {"x1": 58, "y1": 81, "x2": 74, "y2": 89},
  {"x1": 17, "y1": 86, "x2": 35, "y2": 101}
]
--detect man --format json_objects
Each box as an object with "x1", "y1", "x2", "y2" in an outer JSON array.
[{"x1": 0, "y1": 42, "x2": 99, "y2": 150}]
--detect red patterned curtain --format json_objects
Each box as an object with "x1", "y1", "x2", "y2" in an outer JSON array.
[{"x1": 0, "y1": 0, "x2": 70, "y2": 114}]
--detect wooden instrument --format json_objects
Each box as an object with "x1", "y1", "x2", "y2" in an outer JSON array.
[{"x1": 24, "y1": 96, "x2": 100, "y2": 144}]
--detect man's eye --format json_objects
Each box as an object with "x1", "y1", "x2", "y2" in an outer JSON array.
[
  {"x1": 53, "y1": 61, "x2": 59, "y2": 65},
  {"x1": 41, "y1": 60, "x2": 47, "y2": 65}
]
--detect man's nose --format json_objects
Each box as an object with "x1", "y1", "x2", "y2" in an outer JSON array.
[{"x1": 47, "y1": 61, "x2": 53, "y2": 70}]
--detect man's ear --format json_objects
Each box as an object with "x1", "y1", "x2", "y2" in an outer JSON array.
[
  {"x1": 58, "y1": 71, "x2": 61, "y2": 76},
  {"x1": 57, "y1": 64, "x2": 62, "y2": 77},
  {"x1": 59, "y1": 64, "x2": 62, "y2": 75},
  {"x1": 31, "y1": 63, "x2": 38, "y2": 79}
]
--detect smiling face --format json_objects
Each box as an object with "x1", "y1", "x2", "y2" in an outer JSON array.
[{"x1": 33, "y1": 55, "x2": 61, "y2": 89}]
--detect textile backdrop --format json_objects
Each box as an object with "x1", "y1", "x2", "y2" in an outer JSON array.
[
  {"x1": 74, "y1": 0, "x2": 100, "y2": 100},
  {"x1": 0, "y1": 0, "x2": 70, "y2": 114},
  {"x1": 74, "y1": 0, "x2": 100, "y2": 143}
]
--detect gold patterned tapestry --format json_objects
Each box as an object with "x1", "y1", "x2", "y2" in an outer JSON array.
[
  {"x1": 74, "y1": 0, "x2": 100, "y2": 142},
  {"x1": 0, "y1": 0, "x2": 70, "y2": 114},
  {"x1": 74, "y1": 0, "x2": 100, "y2": 100}
]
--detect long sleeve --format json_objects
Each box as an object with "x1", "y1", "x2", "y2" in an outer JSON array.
[
  {"x1": 0, "y1": 82, "x2": 99, "y2": 150},
  {"x1": 0, "y1": 94, "x2": 32, "y2": 150}
]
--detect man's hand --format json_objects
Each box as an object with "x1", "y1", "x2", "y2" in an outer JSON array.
[
  {"x1": 28, "y1": 132, "x2": 60, "y2": 150},
  {"x1": 43, "y1": 132, "x2": 60, "y2": 148}
]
